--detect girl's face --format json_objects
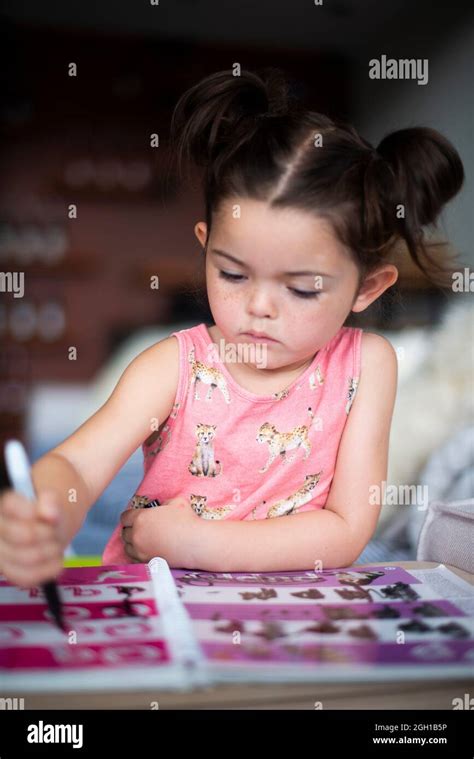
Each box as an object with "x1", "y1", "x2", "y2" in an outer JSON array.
[{"x1": 194, "y1": 197, "x2": 397, "y2": 372}]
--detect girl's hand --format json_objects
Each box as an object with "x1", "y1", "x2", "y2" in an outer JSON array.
[
  {"x1": 0, "y1": 488, "x2": 66, "y2": 587},
  {"x1": 120, "y1": 496, "x2": 203, "y2": 566}
]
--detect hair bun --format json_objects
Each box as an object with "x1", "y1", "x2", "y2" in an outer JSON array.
[
  {"x1": 169, "y1": 67, "x2": 296, "y2": 181},
  {"x1": 375, "y1": 127, "x2": 464, "y2": 227},
  {"x1": 258, "y1": 67, "x2": 293, "y2": 119}
]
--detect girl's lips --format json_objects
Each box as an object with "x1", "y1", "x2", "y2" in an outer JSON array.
[{"x1": 242, "y1": 333, "x2": 278, "y2": 343}]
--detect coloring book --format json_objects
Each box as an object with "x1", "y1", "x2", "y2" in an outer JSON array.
[{"x1": 1, "y1": 561, "x2": 473, "y2": 691}]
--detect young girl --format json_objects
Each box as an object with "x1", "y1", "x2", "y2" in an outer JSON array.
[{"x1": 0, "y1": 68, "x2": 464, "y2": 584}]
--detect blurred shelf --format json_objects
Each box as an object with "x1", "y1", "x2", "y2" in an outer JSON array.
[
  {"x1": 0, "y1": 254, "x2": 101, "y2": 278},
  {"x1": 131, "y1": 259, "x2": 205, "y2": 291}
]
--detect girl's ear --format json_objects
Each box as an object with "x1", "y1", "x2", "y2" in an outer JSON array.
[
  {"x1": 351, "y1": 264, "x2": 399, "y2": 313},
  {"x1": 194, "y1": 221, "x2": 207, "y2": 250}
]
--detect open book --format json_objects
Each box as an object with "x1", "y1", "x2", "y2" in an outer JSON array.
[{"x1": 1, "y1": 560, "x2": 473, "y2": 691}]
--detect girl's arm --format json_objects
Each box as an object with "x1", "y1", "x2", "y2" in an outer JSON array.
[
  {"x1": 192, "y1": 333, "x2": 398, "y2": 571},
  {"x1": 30, "y1": 335, "x2": 180, "y2": 547}
]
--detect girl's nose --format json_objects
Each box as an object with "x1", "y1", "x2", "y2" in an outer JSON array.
[{"x1": 246, "y1": 286, "x2": 277, "y2": 319}]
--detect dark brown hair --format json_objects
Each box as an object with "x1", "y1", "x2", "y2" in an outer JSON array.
[{"x1": 168, "y1": 67, "x2": 465, "y2": 294}]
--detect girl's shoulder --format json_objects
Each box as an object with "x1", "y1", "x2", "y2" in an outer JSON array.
[
  {"x1": 359, "y1": 331, "x2": 397, "y2": 375},
  {"x1": 136, "y1": 334, "x2": 181, "y2": 418}
]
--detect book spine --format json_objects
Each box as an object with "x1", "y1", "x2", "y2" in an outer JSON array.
[{"x1": 148, "y1": 557, "x2": 209, "y2": 685}]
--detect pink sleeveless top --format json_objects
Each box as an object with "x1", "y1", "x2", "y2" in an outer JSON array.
[{"x1": 102, "y1": 322, "x2": 363, "y2": 564}]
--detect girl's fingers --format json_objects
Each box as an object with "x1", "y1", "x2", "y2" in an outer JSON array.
[
  {"x1": 121, "y1": 526, "x2": 133, "y2": 544},
  {"x1": 123, "y1": 541, "x2": 139, "y2": 561},
  {"x1": 0, "y1": 490, "x2": 63, "y2": 539},
  {"x1": 2, "y1": 555, "x2": 64, "y2": 588},
  {"x1": 37, "y1": 490, "x2": 61, "y2": 523},
  {"x1": 0, "y1": 517, "x2": 55, "y2": 547},
  {"x1": 38, "y1": 492, "x2": 69, "y2": 547},
  {"x1": 0, "y1": 491, "x2": 36, "y2": 520},
  {"x1": 0, "y1": 489, "x2": 65, "y2": 588},
  {"x1": 1, "y1": 539, "x2": 62, "y2": 569},
  {"x1": 119, "y1": 509, "x2": 136, "y2": 528}
]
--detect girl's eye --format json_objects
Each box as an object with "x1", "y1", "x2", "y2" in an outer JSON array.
[
  {"x1": 289, "y1": 288, "x2": 321, "y2": 299},
  {"x1": 219, "y1": 270, "x2": 245, "y2": 282},
  {"x1": 218, "y1": 270, "x2": 321, "y2": 299}
]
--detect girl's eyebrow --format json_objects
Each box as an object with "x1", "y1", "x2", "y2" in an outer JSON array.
[{"x1": 211, "y1": 248, "x2": 337, "y2": 277}]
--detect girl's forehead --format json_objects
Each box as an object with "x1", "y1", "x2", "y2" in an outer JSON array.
[
  {"x1": 212, "y1": 201, "x2": 352, "y2": 269},
  {"x1": 214, "y1": 199, "x2": 342, "y2": 247}
]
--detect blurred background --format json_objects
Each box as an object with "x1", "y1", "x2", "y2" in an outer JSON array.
[{"x1": 0, "y1": 0, "x2": 472, "y2": 562}]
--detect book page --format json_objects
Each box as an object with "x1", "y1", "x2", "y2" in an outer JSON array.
[
  {"x1": 411, "y1": 565, "x2": 474, "y2": 614},
  {"x1": 170, "y1": 564, "x2": 474, "y2": 682},
  {"x1": 0, "y1": 563, "x2": 204, "y2": 691}
]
